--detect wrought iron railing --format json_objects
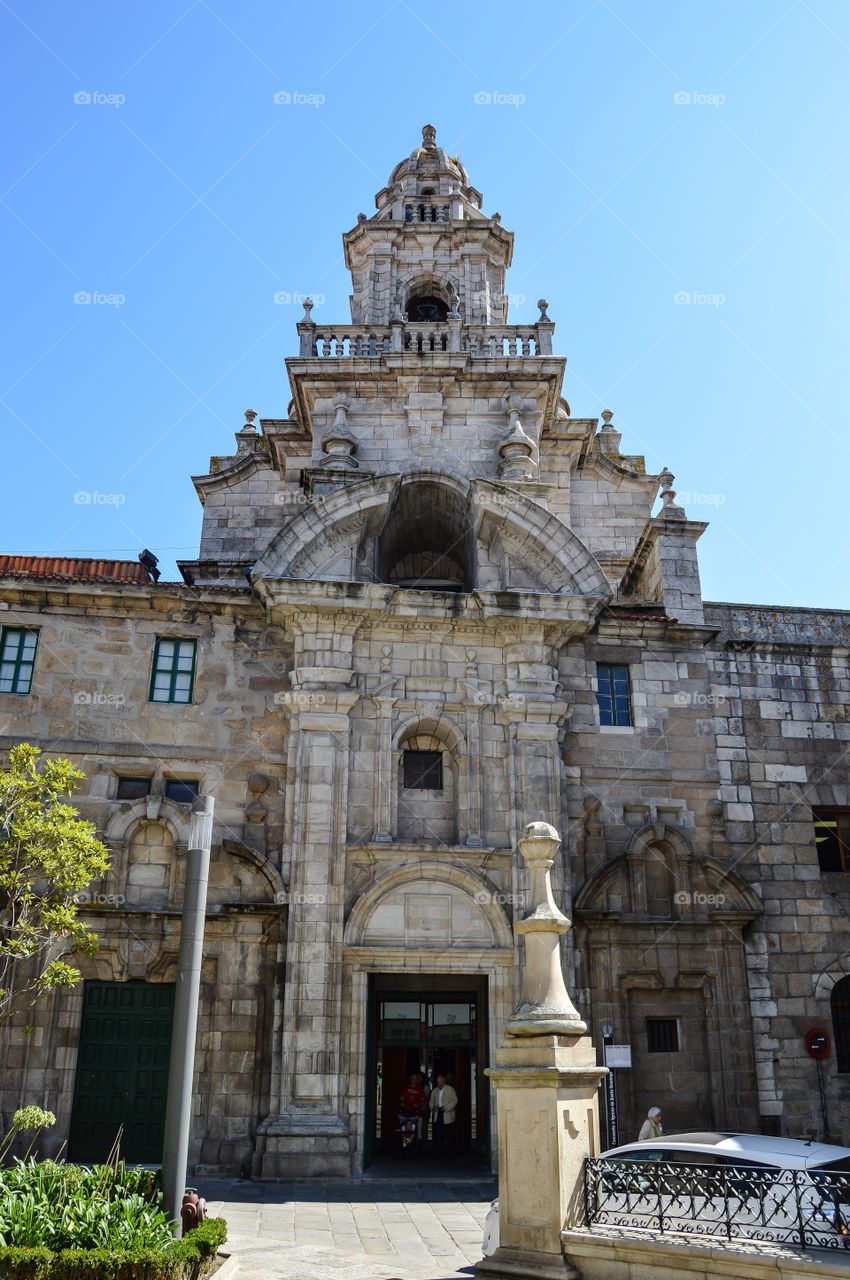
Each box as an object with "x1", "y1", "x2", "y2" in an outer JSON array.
[{"x1": 584, "y1": 1156, "x2": 850, "y2": 1251}]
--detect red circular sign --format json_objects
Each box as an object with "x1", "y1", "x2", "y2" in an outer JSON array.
[{"x1": 805, "y1": 1028, "x2": 831, "y2": 1060}]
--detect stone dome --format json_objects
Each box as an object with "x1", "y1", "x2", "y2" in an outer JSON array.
[{"x1": 388, "y1": 124, "x2": 469, "y2": 187}]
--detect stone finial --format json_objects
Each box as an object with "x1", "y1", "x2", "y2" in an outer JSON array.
[
  {"x1": 498, "y1": 395, "x2": 537, "y2": 482},
  {"x1": 506, "y1": 822, "x2": 586, "y2": 1036},
  {"x1": 301, "y1": 297, "x2": 314, "y2": 323},
  {"x1": 422, "y1": 123, "x2": 437, "y2": 149},
  {"x1": 537, "y1": 298, "x2": 550, "y2": 322},
  {"x1": 597, "y1": 407, "x2": 622, "y2": 458},
  {"x1": 320, "y1": 391, "x2": 358, "y2": 471},
  {"x1": 235, "y1": 409, "x2": 261, "y2": 454},
  {"x1": 658, "y1": 467, "x2": 685, "y2": 516},
  {"x1": 357, "y1": 212, "x2": 367, "y2": 223}
]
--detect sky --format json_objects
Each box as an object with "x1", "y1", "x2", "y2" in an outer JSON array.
[{"x1": 1, "y1": 0, "x2": 848, "y2": 607}]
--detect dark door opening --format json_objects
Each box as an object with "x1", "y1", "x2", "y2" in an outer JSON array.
[
  {"x1": 68, "y1": 981, "x2": 175, "y2": 1164},
  {"x1": 365, "y1": 973, "x2": 489, "y2": 1169}
]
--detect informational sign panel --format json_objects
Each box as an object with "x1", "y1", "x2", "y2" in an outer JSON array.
[{"x1": 604, "y1": 1044, "x2": 632, "y2": 1070}]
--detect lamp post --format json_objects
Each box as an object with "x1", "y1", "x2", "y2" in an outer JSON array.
[{"x1": 161, "y1": 795, "x2": 215, "y2": 1232}]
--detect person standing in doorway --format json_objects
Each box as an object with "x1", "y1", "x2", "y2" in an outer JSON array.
[
  {"x1": 638, "y1": 1107, "x2": 663, "y2": 1141},
  {"x1": 430, "y1": 1073, "x2": 458, "y2": 1157}
]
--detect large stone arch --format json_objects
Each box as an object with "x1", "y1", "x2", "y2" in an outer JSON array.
[
  {"x1": 252, "y1": 471, "x2": 611, "y2": 601},
  {"x1": 344, "y1": 860, "x2": 513, "y2": 950}
]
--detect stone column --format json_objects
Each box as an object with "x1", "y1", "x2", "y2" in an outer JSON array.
[{"x1": 476, "y1": 823, "x2": 606, "y2": 1280}]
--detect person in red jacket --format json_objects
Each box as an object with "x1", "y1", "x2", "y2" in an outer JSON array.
[{"x1": 398, "y1": 1073, "x2": 428, "y2": 1148}]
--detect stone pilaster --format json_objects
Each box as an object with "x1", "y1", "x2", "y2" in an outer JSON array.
[{"x1": 255, "y1": 608, "x2": 363, "y2": 1177}]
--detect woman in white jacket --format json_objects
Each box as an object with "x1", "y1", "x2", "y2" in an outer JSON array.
[
  {"x1": 638, "y1": 1106, "x2": 663, "y2": 1141},
  {"x1": 430, "y1": 1074, "x2": 458, "y2": 1156}
]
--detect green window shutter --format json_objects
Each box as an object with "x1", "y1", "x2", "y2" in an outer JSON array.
[
  {"x1": 149, "y1": 637, "x2": 196, "y2": 703},
  {"x1": 0, "y1": 627, "x2": 39, "y2": 694}
]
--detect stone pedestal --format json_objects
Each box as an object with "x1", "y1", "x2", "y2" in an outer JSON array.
[{"x1": 476, "y1": 822, "x2": 607, "y2": 1280}]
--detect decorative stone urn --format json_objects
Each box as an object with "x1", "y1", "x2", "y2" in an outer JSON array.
[{"x1": 476, "y1": 822, "x2": 607, "y2": 1280}]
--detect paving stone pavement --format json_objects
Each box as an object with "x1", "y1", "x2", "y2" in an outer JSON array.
[{"x1": 198, "y1": 1176, "x2": 497, "y2": 1280}]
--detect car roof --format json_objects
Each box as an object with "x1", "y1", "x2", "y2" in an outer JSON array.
[{"x1": 602, "y1": 1132, "x2": 850, "y2": 1169}]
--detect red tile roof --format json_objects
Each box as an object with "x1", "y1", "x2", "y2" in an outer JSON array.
[{"x1": 0, "y1": 555, "x2": 152, "y2": 584}]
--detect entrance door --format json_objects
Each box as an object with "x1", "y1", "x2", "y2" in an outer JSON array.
[
  {"x1": 366, "y1": 974, "x2": 489, "y2": 1167},
  {"x1": 69, "y1": 981, "x2": 175, "y2": 1163}
]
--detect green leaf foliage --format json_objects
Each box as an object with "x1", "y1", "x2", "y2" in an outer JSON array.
[
  {"x1": 0, "y1": 1158, "x2": 226, "y2": 1279},
  {"x1": 0, "y1": 745, "x2": 111, "y2": 1023}
]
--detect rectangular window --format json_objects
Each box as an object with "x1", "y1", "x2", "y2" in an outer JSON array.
[
  {"x1": 403, "y1": 749, "x2": 443, "y2": 791},
  {"x1": 814, "y1": 809, "x2": 850, "y2": 872},
  {"x1": 165, "y1": 778, "x2": 199, "y2": 804},
  {"x1": 0, "y1": 627, "x2": 39, "y2": 695},
  {"x1": 646, "y1": 1017, "x2": 679, "y2": 1053},
  {"x1": 116, "y1": 776, "x2": 152, "y2": 801},
  {"x1": 596, "y1": 663, "x2": 632, "y2": 727},
  {"x1": 149, "y1": 638, "x2": 196, "y2": 704}
]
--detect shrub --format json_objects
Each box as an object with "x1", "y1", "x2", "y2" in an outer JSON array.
[
  {"x1": 0, "y1": 1156, "x2": 226, "y2": 1279},
  {"x1": 0, "y1": 1219, "x2": 227, "y2": 1279}
]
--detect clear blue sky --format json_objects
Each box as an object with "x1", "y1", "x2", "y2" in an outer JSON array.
[{"x1": 2, "y1": 1, "x2": 848, "y2": 607}]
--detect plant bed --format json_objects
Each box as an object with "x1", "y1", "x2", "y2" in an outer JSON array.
[{"x1": 0, "y1": 1157, "x2": 227, "y2": 1279}]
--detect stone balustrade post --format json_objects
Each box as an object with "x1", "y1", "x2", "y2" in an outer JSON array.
[{"x1": 476, "y1": 822, "x2": 607, "y2": 1280}]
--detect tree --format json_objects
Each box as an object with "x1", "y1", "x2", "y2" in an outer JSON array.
[{"x1": 0, "y1": 744, "x2": 111, "y2": 1024}]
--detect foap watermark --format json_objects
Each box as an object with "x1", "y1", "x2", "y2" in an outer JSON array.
[
  {"x1": 290, "y1": 891, "x2": 327, "y2": 906},
  {"x1": 74, "y1": 90, "x2": 126, "y2": 108},
  {"x1": 673, "y1": 290, "x2": 725, "y2": 307},
  {"x1": 73, "y1": 490, "x2": 125, "y2": 506},
  {"x1": 675, "y1": 491, "x2": 726, "y2": 507},
  {"x1": 274, "y1": 290, "x2": 326, "y2": 306},
  {"x1": 473, "y1": 91, "x2": 526, "y2": 108},
  {"x1": 73, "y1": 290, "x2": 126, "y2": 308},
  {"x1": 272, "y1": 90, "x2": 325, "y2": 107},
  {"x1": 673, "y1": 691, "x2": 728, "y2": 709},
  {"x1": 273, "y1": 490, "x2": 328, "y2": 508},
  {"x1": 73, "y1": 690, "x2": 126, "y2": 708},
  {"x1": 674, "y1": 891, "x2": 726, "y2": 908},
  {"x1": 75, "y1": 891, "x2": 126, "y2": 906},
  {"x1": 273, "y1": 690, "x2": 326, "y2": 709},
  {"x1": 673, "y1": 90, "x2": 726, "y2": 108},
  {"x1": 474, "y1": 890, "x2": 530, "y2": 907}
]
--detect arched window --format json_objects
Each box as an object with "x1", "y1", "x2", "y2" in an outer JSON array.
[
  {"x1": 396, "y1": 731, "x2": 457, "y2": 845},
  {"x1": 407, "y1": 295, "x2": 448, "y2": 322},
  {"x1": 831, "y1": 976, "x2": 850, "y2": 1072}
]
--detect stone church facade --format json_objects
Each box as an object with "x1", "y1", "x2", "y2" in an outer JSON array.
[{"x1": 2, "y1": 126, "x2": 850, "y2": 1176}]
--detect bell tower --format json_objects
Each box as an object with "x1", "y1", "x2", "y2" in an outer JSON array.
[{"x1": 343, "y1": 124, "x2": 514, "y2": 326}]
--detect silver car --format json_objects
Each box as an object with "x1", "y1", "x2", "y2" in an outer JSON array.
[{"x1": 482, "y1": 1131, "x2": 850, "y2": 1256}]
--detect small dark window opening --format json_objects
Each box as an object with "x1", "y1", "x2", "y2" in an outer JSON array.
[
  {"x1": 116, "y1": 776, "x2": 152, "y2": 801},
  {"x1": 165, "y1": 778, "x2": 200, "y2": 804},
  {"x1": 407, "y1": 295, "x2": 448, "y2": 322},
  {"x1": 814, "y1": 808, "x2": 850, "y2": 872},
  {"x1": 403, "y1": 750, "x2": 443, "y2": 791},
  {"x1": 832, "y1": 977, "x2": 850, "y2": 1072},
  {"x1": 597, "y1": 663, "x2": 632, "y2": 727},
  {"x1": 646, "y1": 1017, "x2": 679, "y2": 1053}
]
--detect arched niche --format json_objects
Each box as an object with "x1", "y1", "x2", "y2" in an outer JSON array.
[
  {"x1": 344, "y1": 861, "x2": 512, "y2": 951},
  {"x1": 392, "y1": 714, "x2": 468, "y2": 846},
  {"x1": 377, "y1": 477, "x2": 472, "y2": 592}
]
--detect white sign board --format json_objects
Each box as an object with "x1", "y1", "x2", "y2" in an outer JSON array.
[{"x1": 604, "y1": 1044, "x2": 632, "y2": 1069}]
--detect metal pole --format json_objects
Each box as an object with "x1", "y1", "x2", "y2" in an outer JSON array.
[
  {"x1": 161, "y1": 795, "x2": 214, "y2": 1233},
  {"x1": 816, "y1": 1059, "x2": 831, "y2": 1143}
]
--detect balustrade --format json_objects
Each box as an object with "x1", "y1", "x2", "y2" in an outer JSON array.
[{"x1": 300, "y1": 322, "x2": 550, "y2": 358}]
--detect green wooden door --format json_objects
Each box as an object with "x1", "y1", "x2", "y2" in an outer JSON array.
[{"x1": 69, "y1": 981, "x2": 175, "y2": 1163}]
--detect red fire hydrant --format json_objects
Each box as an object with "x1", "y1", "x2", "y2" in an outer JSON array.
[{"x1": 180, "y1": 1190, "x2": 208, "y2": 1236}]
